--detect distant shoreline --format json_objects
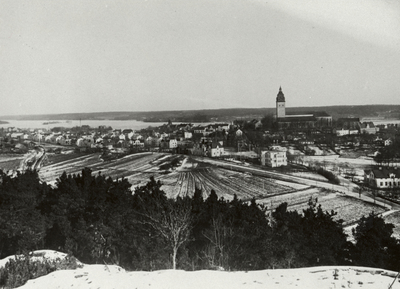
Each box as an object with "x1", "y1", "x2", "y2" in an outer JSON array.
[{"x1": 0, "y1": 120, "x2": 9, "y2": 124}]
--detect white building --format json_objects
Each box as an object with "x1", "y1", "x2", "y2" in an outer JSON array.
[
  {"x1": 261, "y1": 150, "x2": 287, "y2": 167},
  {"x1": 169, "y1": 139, "x2": 178, "y2": 149},
  {"x1": 364, "y1": 167, "x2": 400, "y2": 189},
  {"x1": 210, "y1": 141, "x2": 224, "y2": 158},
  {"x1": 184, "y1": 131, "x2": 193, "y2": 139}
]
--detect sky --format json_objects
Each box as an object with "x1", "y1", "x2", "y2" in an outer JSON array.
[{"x1": 0, "y1": 0, "x2": 400, "y2": 116}]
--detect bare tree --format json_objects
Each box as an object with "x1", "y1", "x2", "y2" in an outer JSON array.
[
  {"x1": 202, "y1": 215, "x2": 244, "y2": 270},
  {"x1": 137, "y1": 199, "x2": 192, "y2": 269},
  {"x1": 202, "y1": 216, "x2": 228, "y2": 269}
]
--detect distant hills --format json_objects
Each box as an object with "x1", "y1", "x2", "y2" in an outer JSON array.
[{"x1": 1, "y1": 105, "x2": 399, "y2": 123}]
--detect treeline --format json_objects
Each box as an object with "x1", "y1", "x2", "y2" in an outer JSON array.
[{"x1": 1, "y1": 169, "x2": 400, "y2": 272}]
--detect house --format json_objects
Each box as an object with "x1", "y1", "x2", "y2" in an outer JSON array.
[
  {"x1": 184, "y1": 131, "x2": 193, "y2": 139},
  {"x1": 45, "y1": 134, "x2": 57, "y2": 143},
  {"x1": 384, "y1": 138, "x2": 393, "y2": 146},
  {"x1": 126, "y1": 131, "x2": 135, "y2": 140},
  {"x1": 235, "y1": 129, "x2": 243, "y2": 137},
  {"x1": 209, "y1": 141, "x2": 224, "y2": 158},
  {"x1": 261, "y1": 148, "x2": 287, "y2": 167},
  {"x1": 84, "y1": 134, "x2": 95, "y2": 144},
  {"x1": 336, "y1": 128, "x2": 349, "y2": 137},
  {"x1": 132, "y1": 139, "x2": 144, "y2": 148},
  {"x1": 55, "y1": 136, "x2": 66, "y2": 145},
  {"x1": 10, "y1": 132, "x2": 24, "y2": 140},
  {"x1": 145, "y1": 136, "x2": 160, "y2": 148},
  {"x1": 159, "y1": 139, "x2": 169, "y2": 150},
  {"x1": 193, "y1": 126, "x2": 206, "y2": 134},
  {"x1": 64, "y1": 139, "x2": 73, "y2": 146},
  {"x1": 145, "y1": 136, "x2": 153, "y2": 145},
  {"x1": 117, "y1": 139, "x2": 128, "y2": 148},
  {"x1": 359, "y1": 122, "x2": 378, "y2": 134},
  {"x1": 76, "y1": 138, "x2": 85, "y2": 147},
  {"x1": 190, "y1": 143, "x2": 207, "y2": 156},
  {"x1": 23, "y1": 133, "x2": 33, "y2": 140},
  {"x1": 113, "y1": 129, "x2": 122, "y2": 137},
  {"x1": 364, "y1": 167, "x2": 400, "y2": 189},
  {"x1": 169, "y1": 139, "x2": 178, "y2": 149}
]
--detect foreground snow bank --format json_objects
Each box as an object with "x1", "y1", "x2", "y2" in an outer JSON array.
[
  {"x1": 2, "y1": 251, "x2": 399, "y2": 289},
  {"x1": 20, "y1": 265, "x2": 400, "y2": 289}
]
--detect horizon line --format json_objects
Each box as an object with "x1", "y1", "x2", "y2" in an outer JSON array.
[{"x1": 1, "y1": 103, "x2": 399, "y2": 119}]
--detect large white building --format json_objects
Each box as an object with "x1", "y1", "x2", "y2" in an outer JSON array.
[{"x1": 261, "y1": 148, "x2": 287, "y2": 167}]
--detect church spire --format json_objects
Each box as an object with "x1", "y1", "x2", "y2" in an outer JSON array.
[{"x1": 276, "y1": 86, "x2": 285, "y2": 102}]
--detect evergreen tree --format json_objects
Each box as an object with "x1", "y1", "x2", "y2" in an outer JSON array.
[
  {"x1": 352, "y1": 213, "x2": 399, "y2": 269},
  {"x1": 0, "y1": 170, "x2": 49, "y2": 258}
]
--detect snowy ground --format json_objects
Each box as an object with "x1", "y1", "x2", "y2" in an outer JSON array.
[
  {"x1": 2, "y1": 250, "x2": 400, "y2": 289},
  {"x1": 21, "y1": 264, "x2": 400, "y2": 289},
  {"x1": 288, "y1": 171, "x2": 328, "y2": 182}
]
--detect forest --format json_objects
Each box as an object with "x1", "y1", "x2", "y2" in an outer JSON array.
[{"x1": 1, "y1": 168, "x2": 400, "y2": 273}]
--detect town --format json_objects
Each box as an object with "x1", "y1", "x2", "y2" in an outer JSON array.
[
  {"x1": 2, "y1": 88, "x2": 400, "y2": 287},
  {"x1": 1, "y1": 87, "x2": 399, "y2": 192}
]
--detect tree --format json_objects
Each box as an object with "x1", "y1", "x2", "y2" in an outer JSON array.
[
  {"x1": 351, "y1": 213, "x2": 398, "y2": 269},
  {"x1": 300, "y1": 198, "x2": 349, "y2": 266},
  {"x1": 39, "y1": 169, "x2": 133, "y2": 265},
  {"x1": 134, "y1": 178, "x2": 192, "y2": 269},
  {"x1": 270, "y1": 202, "x2": 304, "y2": 268},
  {"x1": 270, "y1": 200, "x2": 349, "y2": 268},
  {"x1": 0, "y1": 170, "x2": 49, "y2": 258}
]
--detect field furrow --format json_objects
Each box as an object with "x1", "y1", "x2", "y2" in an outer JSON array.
[{"x1": 27, "y1": 152, "x2": 389, "y2": 226}]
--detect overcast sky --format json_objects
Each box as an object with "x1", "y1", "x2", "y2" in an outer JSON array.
[{"x1": 1, "y1": 0, "x2": 400, "y2": 116}]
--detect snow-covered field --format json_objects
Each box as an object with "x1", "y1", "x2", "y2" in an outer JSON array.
[{"x1": 3, "y1": 251, "x2": 398, "y2": 289}]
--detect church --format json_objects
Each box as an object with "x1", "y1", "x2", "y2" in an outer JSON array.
[{"x1": 275, "y1": 87, "x2": 332, "y2": 129}]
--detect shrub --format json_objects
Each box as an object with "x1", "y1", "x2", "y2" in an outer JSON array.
[
  {"x1": 316, "y1": 167, "x2": 340, "y2": 185},
  {"x1": 0, "y1": 254, "x2": 82, "y2": 288}
]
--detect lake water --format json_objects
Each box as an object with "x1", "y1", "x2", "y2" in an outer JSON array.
[
  {"x1": 361, "y1": 118, "x2": 400, "y2": 126},
  {"x1": 0, "y1": 119, "x2": 168, "y2": 130}
]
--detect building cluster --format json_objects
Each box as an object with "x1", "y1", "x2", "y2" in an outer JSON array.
[
  {"x1": 275, "y1": 87, "x2": 384, "y2": 136},
  {"x1": 0, "y1": 123, "x2": 235, "y2": 158},
  {"x1": 1, "y1": 87, "x2": 399, "y2": 173}
]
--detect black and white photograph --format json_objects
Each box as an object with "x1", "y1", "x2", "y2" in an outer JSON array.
[{"x1": 1, "y1": 0, "x2": 400, "y2": 288}]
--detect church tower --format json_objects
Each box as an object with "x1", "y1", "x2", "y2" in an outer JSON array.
[{"x1": 276, "y1": 86, "x2": 285, "y2": 118}]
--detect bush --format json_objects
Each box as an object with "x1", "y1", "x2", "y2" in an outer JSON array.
[
  {"x1": 316, "y1": 167, "x2": 340, "y2": 184},
  {"x1": 0, "y1": 254, "x2": 81, "y2": 288}
]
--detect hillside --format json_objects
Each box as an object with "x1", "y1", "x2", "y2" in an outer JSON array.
[{"x1": 1, "y1": 104, "x2": 399, "y2": 122}]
